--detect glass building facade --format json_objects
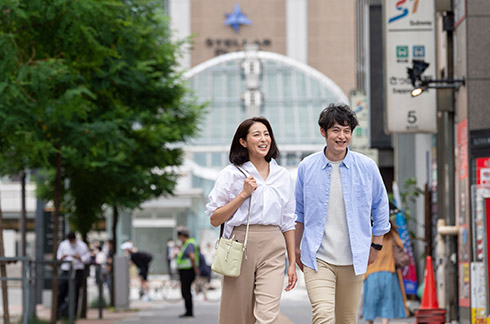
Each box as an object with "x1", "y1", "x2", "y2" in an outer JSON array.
[{"x1": 184, "y1": 50, "x2": 349, "y2": 171}]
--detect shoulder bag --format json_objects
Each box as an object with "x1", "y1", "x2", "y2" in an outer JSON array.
[{"x1": 211, "y1": 165, "x2": 251, "y2": 277}]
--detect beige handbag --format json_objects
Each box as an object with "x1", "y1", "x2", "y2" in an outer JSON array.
[{"x1": 211, "y1": 165, "x2": 251, "y2": 277}]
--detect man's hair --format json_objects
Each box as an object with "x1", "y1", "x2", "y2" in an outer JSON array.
[
  {"x1": 318, "y1": 103, "x2": 359, "y2": 131},
  {"x1": 67, "y1": 232, "x2": 76, "y2": 240},
  {"x1": 229, "y1": 116, "x2": 279, "y2": 165},
  {"x1": 177, "y1": 225, "x2": 190, "y2": 238}
]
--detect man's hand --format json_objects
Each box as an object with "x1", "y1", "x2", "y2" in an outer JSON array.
[{"x1": 295, "y1": 247, "x2": 304, "y2": 272}]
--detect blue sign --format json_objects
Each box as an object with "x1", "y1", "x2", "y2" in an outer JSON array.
[
  {"x1": 413, "y1": 45, "x2": 425, "y2": 58},
  {"x1": 225, "y1": 3, "x2": 251, "y2": 33}
]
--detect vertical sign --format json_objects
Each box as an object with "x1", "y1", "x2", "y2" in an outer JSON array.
[
  {"x1": 384, "y1": 0, "x2": 437, "y2": 133},
  {"x1": 485, "y1": 198, "x2": 490, "y2": 316},
  {"x1": 471, "y1": 262, "x2": 490, "y2": 322},
  {"x1": 457, "y1": 120, "x2": 470, "y2": 307},
  {"x1": 349, "y1": 91, "x2": 378, "y2": 163}
]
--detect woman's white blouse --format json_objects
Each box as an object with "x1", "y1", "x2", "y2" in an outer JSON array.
[{"x1": 206, "y1": 159, "x2": 297, "y2": 239}]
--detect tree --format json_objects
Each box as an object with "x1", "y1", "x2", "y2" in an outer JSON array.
[{"x1": 1, "y1": 0, "x2": 203, "y2": 318}]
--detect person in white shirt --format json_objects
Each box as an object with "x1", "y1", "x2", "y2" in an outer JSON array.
[
  {"x1": 206, "y1": 116, "x2": 297, "y2": 324},
  {"x1": 56, "y1": 232, "x2": 91, "y2": 318}
]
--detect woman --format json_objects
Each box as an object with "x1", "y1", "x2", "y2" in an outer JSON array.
[
  {"x1": 206, "y1": 117, "x2": 297, "y2": 324},
  {"x1": 361, "y1": 222, "x2": 409, "y2": 324}
]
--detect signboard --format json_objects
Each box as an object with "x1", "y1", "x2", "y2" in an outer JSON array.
[
  {"x1": 477, "y1": 158, "x2": 490, "y2": 186},
  {"x1": 43, "y1": 210, "x2": 65, "y2": 254},
  {"x1": 349, "y1": 91, "x2": 378, "y2": 163},
  {"x1": 471, "y1": 188, "x2": 490, "y2": 321},
  {"x1": 471, "y1": 262, "x2": 490, "y2": 322},
  {"x1": 384, "y1": 0, "x2": 437, "y2": 133},
  {"x1": 457, "y1": 120, "x2": 471, "y2": 307},
  {"x1": 485, "y1": 198, "x2": 490, "y2": 315}
]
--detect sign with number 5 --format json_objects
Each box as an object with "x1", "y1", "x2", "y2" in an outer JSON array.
[{"x1": 384, "y1": 0, "x2": 437, "y2": 133}]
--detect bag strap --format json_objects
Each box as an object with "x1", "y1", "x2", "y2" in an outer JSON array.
[
  {"x1": 219, "y1": 165, "x2": 252, "y2": 253},
  {"x1": 235, "y1": 165, "x2": 252, "y2": 252}
]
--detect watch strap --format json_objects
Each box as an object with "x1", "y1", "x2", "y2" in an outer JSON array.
[{"x1": 371, "y1": 242, "x2": 383, "y2": 251}]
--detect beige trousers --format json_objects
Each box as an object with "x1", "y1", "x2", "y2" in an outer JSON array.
[
  {"x1": 219, "y1": 225, "x2": 285, "y2": 324},
  {"x1": 304, "y1": 259, "x2": 364, "y2": 324}
]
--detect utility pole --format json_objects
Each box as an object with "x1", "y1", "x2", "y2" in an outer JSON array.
[{"x1": 435, "y1": 7, "x2": 459, "y2": 321}]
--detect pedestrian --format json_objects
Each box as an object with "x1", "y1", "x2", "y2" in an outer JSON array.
[
  {"x1": 120, "y1": 241, "x2": 153, "y2": 301},
  {"x1": 361, "y1": 222, "x2": 409, "y2": 323},
  {"x1": 56, "y1": 232, "x2": 91, "y2": 318},
  {"x1": 200, "y1": 242, "x2": 215, "y2": 273},
  {"x1": 206, "y1": 116, "x2": 297, "y2": 324},
  {"x1": 195, "y1": 247, "x2": 212, "y2": 301},
  {"x1": 166, "y1": 239, "x2": 176, "y2": 280},
  {"x1": 103, "y1": 239, "x2": 114, "y2": 295},
  {"x1": 295, "y1": 103, "x2": 391, "y2": 323},
  {"x1": 176, "y1": 226, "x2": 199, "y2": 318},
  {"x1": 93, "y1": 244, "x2": 107, "y2": 286}
]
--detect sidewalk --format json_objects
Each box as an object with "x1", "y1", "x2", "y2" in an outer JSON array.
[
  {"x1": 27, "y1": 272, "x2": 416, "y2": 323},
  {"x1": 35, "y1": 300, "x2": 153, "y2": 324}
]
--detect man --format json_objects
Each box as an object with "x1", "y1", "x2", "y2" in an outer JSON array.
[
  {"x1": 176, "y1": 225, "x2": 199, "y2": 318},
  {"x1": 57, "y1": 232, "x2": 91, "y2": 318},
  {"x1": 120, "y1": 241, "x2": 153, "y2": 301},
  {"x1": 295, "y1": 103, "x2": 390, "y2": 323}
]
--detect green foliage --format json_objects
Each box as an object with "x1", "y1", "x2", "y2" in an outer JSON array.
[
  {"x1": 0, "y1": 0, "x2": 204, "y2": 237},
  {"x1": 90, "y1": 296, "x2": 107, "y2": 309},
  {"x1": 398, "y1": 177, "x2": 424, "y2": 221},
  {"x1": 389, "y1": 177, "x2": 425, "y2": 240}
]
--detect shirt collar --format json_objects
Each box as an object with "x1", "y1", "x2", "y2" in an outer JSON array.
[
  {"x1": 321, "y1": 146, "x2": 352, "y2": 169},
  {"x1": 242, "y1": 158, "x2": 277, "y2": 180},
  {"x1": 243, "y1": 158, "x2": 277, "y2": 170}
]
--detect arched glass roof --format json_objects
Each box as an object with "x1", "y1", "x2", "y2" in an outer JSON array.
[{"x1": 184, "y1": 51, "x2": 348, "y2": 148}]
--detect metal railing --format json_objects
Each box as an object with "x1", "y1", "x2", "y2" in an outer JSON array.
[{"x1": 0, "y1": 257, "x2": 105, "y2": 324}]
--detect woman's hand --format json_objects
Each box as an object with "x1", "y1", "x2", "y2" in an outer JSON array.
[
  {"x1": 284, "y1": 264, "x2": 297, "y2": 291},
  {"x1": 240, "y1": 176, "x2": 257, "y2": 198}
]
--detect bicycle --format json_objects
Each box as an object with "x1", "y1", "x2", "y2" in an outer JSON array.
[{"x1": 155, "y1": 277, "x2": 182, "y2": 302}]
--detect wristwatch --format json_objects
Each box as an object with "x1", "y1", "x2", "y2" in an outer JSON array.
[{"x1": 371, "y1": 242, "x2": 383, "y2": 251}]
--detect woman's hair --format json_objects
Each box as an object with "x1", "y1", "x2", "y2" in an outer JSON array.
[
  {"x1": 229, "y1": 117, "x2": 280, "y2": 165},
  {"x1": 318, "y1": 103, "x2": 359, "y2": 131}
]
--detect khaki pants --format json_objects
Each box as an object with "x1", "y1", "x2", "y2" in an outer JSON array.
[
  {"x1": 219, "y1": 225, "x2": 285, "y2": 324},
  {"x1": 304, "y1": 259, "x2": 364, "y2": 324}
]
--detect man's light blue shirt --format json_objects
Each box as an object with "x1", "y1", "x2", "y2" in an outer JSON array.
[{"x1": 295, "y1": 147, "x2": 390, "y2": 275}]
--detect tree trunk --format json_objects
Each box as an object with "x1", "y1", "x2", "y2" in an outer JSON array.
[
  {"x1": 110, "y1": 206, "x2": 118, "y2": 307},
  {"x1": 0, "y1": 190, "x2": 10, "y2": 324},
  {"x1": 50, "y1": 151, "x2": 62, "y2": 322}
]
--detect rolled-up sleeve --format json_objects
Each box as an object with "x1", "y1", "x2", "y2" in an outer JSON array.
[
  {"x1": 370, "y1": 162, "x2": 390, "y2": 236},
  {"x1": 205, "y1": 168, "x2": 232, "y2": 218},
  {"x1": 280, "y1": 176, "x2": 297, "y2": 232},
  {"x1": 295, "y1": 164, "x2": 305, "y2": 224}
]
